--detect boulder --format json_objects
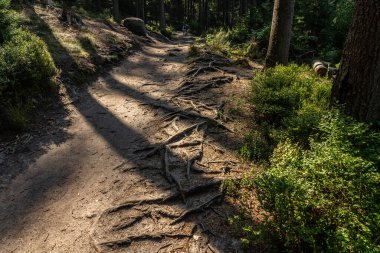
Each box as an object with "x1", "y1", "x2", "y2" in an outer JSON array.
[{"x1": 122, "y1": 18, "x2": 147, "y2": 36}]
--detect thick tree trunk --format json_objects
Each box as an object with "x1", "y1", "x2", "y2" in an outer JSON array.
[
  {"x1": 264, "y1": 0, "x2": 295, "y2": 68},
  {"x1": 331, "y1": 0, "x2": 380, "y2": 123},
  {"x1": 160, "y1": 0, "x2": 166, "y2": 29},
  {"x1": 113, "y1": 0, "x2": 121, "y2": 23}
]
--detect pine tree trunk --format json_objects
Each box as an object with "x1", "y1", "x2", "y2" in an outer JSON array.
[
  {"x1": 160, "y1": 0, "x2": 166, "y2": 29},
  {"x1": 142, "y1": 0, "x2": 145, "y2": 21},
  {"x1": 264, "y1": 0, "x2": 295, "y2": 68},
  {"x1": 113, "y1": 0, "x2": 121, "y2": 22},
  {"x1": 331, "y1": 0, "x2": 380, "y2": 123}
]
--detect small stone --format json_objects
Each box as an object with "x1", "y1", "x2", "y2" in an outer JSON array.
[
  {"x1": 85, "y1": 213, "x2": 97, "y2": 219},
  {"x1": 193, "y1": 235, "x2": 200, "y2": 241}
]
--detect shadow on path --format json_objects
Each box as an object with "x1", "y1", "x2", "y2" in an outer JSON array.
[{"x1": 0, "y1": 7, "x2": 261, "y2": 253}]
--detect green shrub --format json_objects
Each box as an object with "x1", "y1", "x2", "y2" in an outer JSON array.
[
  {"x1": 226, "y1": 16, "x2": 251, "y2": 44},
  {"x1": 188, "y1": 44, "x2": 199, "y2": 57},
  {"x1": 0, "y1": 29, "x2": 57, "y2": 129},
  {"x1": 239, "y1": 130, "x2": 271, "y2": 162},
  {"x1": 255, "y1": 110, "x2": 380, "y2": 252},
  {"x1": 0, "y1": 0, "x2": 17, "y2": 43},
  {"x1": 205, "y1": 29, "x2": 230, "y2": 54},
  {"x1": 160, "y1": 26, "x2": 174, "y2": 39},
  {"x1": 251, "y1": 64, "x2": 332, "y2": 144}
]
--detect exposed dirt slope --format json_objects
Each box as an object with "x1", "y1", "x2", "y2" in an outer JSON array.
[{"x1": 0, "y1": 9, "x2": 256, "y2": 253}]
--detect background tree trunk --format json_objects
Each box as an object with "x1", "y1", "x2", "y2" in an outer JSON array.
[
  {"x1": 113, "y1": 0, "x2": 121, "y2": 22},
  {"x1": 264, "y1": 0, "x2": 295, "y2": 68},
  {"x1": 160, "y1": 0, "x2": 166, "y2": 29},
  {"x1": 331, "y1": 0, "x2": 380, "y2": 123}
]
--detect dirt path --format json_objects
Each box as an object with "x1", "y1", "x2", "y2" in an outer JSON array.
[{"x1": 0, "y1": 33, "x2": 252, "y2": 253}]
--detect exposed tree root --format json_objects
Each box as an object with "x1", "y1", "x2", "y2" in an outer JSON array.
[
  {"x1": 139, "y1": 122, "x2": 207, "y2": 159},
  {"x1": 176, "y1": 76, "x2": 233, "y2": 96},
  {"x1": 186, "y1": 66, "x2": 225, "y2": 77},
  {"x1": 204, "y1": 142, "x2": 225, "y2": 154},
  {"x1": 169, "y1": 140, "x2": 202, "y2": 149},
  {"x1": 99, "y1": 233, "x2": 193, "y2": 249},
  {"x1": 170, "y1": 193, "x2": 223, "y2": 225},
  {"x1": 163, "y1": 122, "x2": 206, "y2": 146},
  {"x1": 190, "y1": 52, "x2": 232, "y2": 67},
  {"x1": 207, "y1": 160, "x2": 237, "y2": 165},
  {"x1": 99, "y1": 180, "x2": 223, "y2": 215},
  {"x1": 186, "y1": 136, "x2": 204, "y2": 178},
  {"x1": 112, "y1": 215, "x2": 145, "y2": 231},
  {"x1": 175, "y1": 98, "x2": 217, "y2": 113},
  {"x1": 143, "y1": 101, "x2": 234, "y2": 133},
  {"x1": 161, "y1": 146, "x2": 186, "y2": 203},
  {"x1": 113, "y1": 208, "x2": 181, "y2": 231},
  {"x1": 191, "y1": 167, "x2": 223, "y2": 175}
]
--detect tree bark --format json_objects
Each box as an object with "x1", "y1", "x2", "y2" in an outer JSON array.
[
  {"x1": 142, "y1": 0, "x2": 145, "y2": 21},
  {"x1": 160, "y1": 0, "x2": 166, "y2": 29},
  {"x1": 264, "y1": 0, "x2": 295, "y2": 68},
  {"x1": 331, "y1": 0, "x2": 380, "y2": 123},
  {"x1": 113, "y1": 0, "x2": 121, "y2": 23}
]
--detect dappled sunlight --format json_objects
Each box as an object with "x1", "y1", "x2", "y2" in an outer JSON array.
[{"x1": 0, "y1": 6, "x2": 253, "y2": 253}]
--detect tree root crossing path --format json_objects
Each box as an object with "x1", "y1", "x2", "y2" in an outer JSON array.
[{"x1": 0, "y1": 33, "x2": 252, "y2": 253}]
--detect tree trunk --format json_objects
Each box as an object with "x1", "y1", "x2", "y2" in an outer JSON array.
[
  {"x1": 113, "y1": 0, "x2": 121, "y2": 23},
  {"x1": 160, "y1": 0, "x2": 166, "y2": 29},
  {"x1": 142, "y1": 0, "x2": 145, "y2": 21},
  {"x1": 264, "y1": 0, "x2": 295, "y2": 68},
  {"x1": 331, "y1": 0, "x2": 380, "y2": 123}
]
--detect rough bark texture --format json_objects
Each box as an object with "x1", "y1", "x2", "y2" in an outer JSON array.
[
  {"x1": 160, "y1": 0, "x2": 166, "y2": 29},
  {"x1": 113, "y1": 0, "x2": 121, "y2": 22},
  {"x1": 264, "y1": 0, "x2": 295, "y2": 68},
  {"x1": 331, "y1": 0, "x2": 380, "y2": 123}
]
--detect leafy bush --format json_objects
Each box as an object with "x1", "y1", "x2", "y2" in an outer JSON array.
[
  {"x1": 0, "y1": 29, "x2": 57, "y2": 129},
  {"x1": 225, "y1": 16, "x2": 251, "y2": 44},
  {"x1": 205, "y1": 28, "x2": 259, "y2": 59},
  {"x1": 251, "y1": 64, "x2": 331, "y2": 144},
  {"x1": 160, "y1": 26, "x2": 174, "y2": 39},
  {"x1": 255, "y1": 110, "x2": 380, "y2": 252},
  {"x1": 205, "y1": 29, "x2": 231, "y2": 55},
  {"x1": 0, "y1": 0, "x2": 17, "y2": 43},
  {"x1": 239, "y1": 130, "x2": 271, "y2": 162}
]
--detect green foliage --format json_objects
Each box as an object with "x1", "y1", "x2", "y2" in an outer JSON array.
[
  {"x1": 0, "y1": 29, "x2": 57, "y2": 130},
  {"x1": 146, "y1": 23, "x2": 174, "y2": 39},
  {"x1": 0, "y1": 0, "x2": 17, "y2": 43},
  {"x1": 78, "y1": 34, "x2": 97, "y2": 54},
  {"x1": 160, "y1": 26, "x2": 174, "y2": 39},
  {"x1": 205, "y1": 29, "x2": 231, "y2": 55},
  {"x1": 255, "y1": 111, "x2": 380, "y2": 252},
  {"x1": 291, "y1": 0, "x2": 355, "y2": 63},
  {"x1": 202, "y1": 0, "x2": 353, "y2": 63},
  {"x1": 205, "y1": 25, "x2": 259, "y2": 59},
  {"x1": 251, "y1": 64, "x2": 331, "y2": 144},
  {"x1": 237, "y1": 65, "x2": 380, "y2": 251},
  {"x1": 188, "y1": 44, "x2": 200, "y2": 57},
  {"x1": 239, "y1": 130, "x2": 271, "y2": 162},
  {"x1": 225, "y1": 16, "x2": 251, "y2": 44}
]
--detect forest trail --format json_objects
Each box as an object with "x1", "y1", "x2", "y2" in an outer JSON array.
[{"x1": 0, "y1": 32, "x2": 253, "y2": 253}]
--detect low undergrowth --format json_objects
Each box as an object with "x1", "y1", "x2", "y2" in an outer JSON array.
[
  {"x1": 227, "y1": 64, "x2": 380, "y2": 252},
  {"x1": 0, "y1": 1, "x2": 57, "y2": 131},
  {"x1": 146, "y1": 23, "x2": 174, "y2": 39}
]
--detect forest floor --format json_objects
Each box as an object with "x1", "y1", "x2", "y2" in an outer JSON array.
[{"x1": 0, "y1": 6, "x2": 261, "y2": 253}]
